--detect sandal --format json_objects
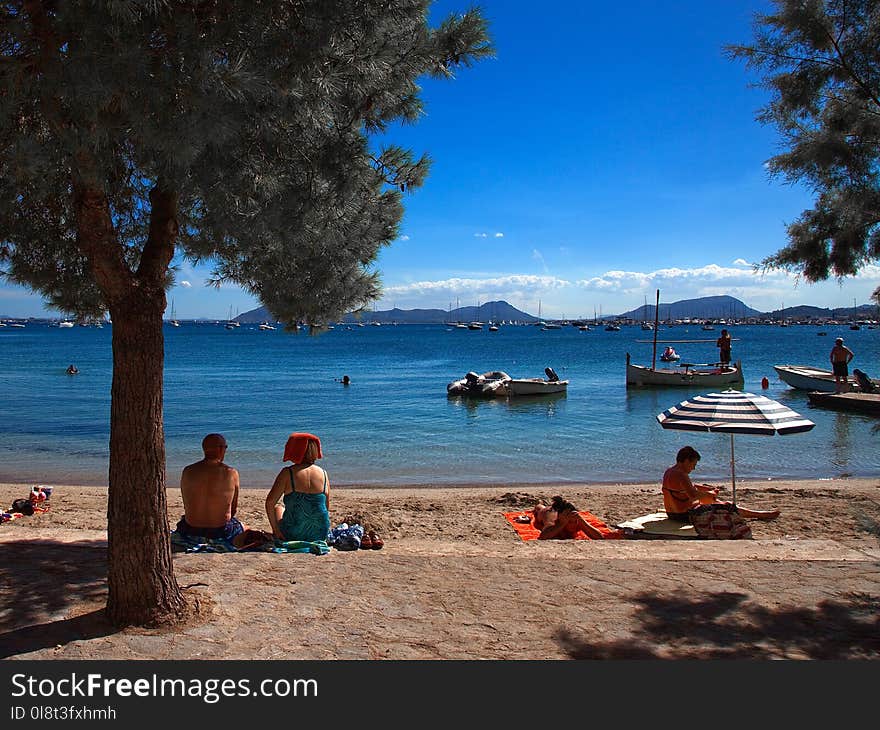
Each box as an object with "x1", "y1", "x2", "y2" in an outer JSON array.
[
  {"x1": 360, "y1": 532, "x2": 374, "y2": 549},
  {"x1": 369, "y1": 530, "x2": 384, "y2": 550}
]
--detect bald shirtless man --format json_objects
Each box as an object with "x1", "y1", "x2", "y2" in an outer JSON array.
[{"x1": 174, "y1": 433, "x2": 245, "y2": 540}]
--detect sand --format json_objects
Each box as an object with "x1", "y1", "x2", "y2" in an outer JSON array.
[{"x1": 1, "y1": 478, "x2": 879, "y2": 660}]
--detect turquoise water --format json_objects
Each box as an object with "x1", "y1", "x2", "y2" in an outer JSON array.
[{"x1": 1, "y1": 321, "x2": 878, "y2": 488}]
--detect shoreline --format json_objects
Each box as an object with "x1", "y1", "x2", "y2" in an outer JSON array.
[
  {"x1": 3, "y1": 473, "x2": 880, "y2": 491},
  {"x1": 2, "y1": 477, "x2": 879, "y2": 660}
]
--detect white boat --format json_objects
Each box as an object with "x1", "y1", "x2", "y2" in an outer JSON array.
[
  {"x1": 505, "y1": 376, "x2": 568, "y2": 395},
  {"x1": 773, "y1": 364, "x2": 879, "y2": 392},
  {"x1": 258, "y1": 322, "x2": 276, "y2": 331},
  {"x1": 626, "y1": 353, "x2": 744, "y2": 387},
  {"x1": 169, "y1": 299, "x2": 180, "y2": 327},
  {"x1": 467, "y1": 321, "x2": 483, "y2": 330},
  {"x1": 659, "y1": 347, "x2": 681, "y2": 362},
  {"x1": 58, "y1": 321, "x2": 74, "y2": 328}
]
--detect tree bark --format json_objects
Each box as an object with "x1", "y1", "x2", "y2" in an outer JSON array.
[{"x1": 105, "y1": 291, "x2": 186, "y2": 626}]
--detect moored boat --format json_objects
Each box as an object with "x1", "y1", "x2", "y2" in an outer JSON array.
[
  {"x1": 626, "y1": 353, "x2": 744, "y2": 387},
  {"x1": 505, "y1": 376, "x2": 568, "y2": 396},
  {"x1": 774, "y1": 364, "x2": 880, "y2": 392},
  {"x1": 447, "y1": 370, "x2": 511, "y2": 397}
]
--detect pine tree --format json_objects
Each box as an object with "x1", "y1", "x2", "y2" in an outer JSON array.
[
  {"x1": 727, "y1": 0, "x2": 880, "y2": 282},
  {"x1": 0, "y1": 0, "x2": 492, "y2": 627}
]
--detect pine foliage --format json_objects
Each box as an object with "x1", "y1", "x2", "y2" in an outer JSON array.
[
  {"x1": 0, "y1": 0, "x2": 494, "y2": 322},
  {"x1": 727, "y1": 0, "x2": 880, "y2": 281}
]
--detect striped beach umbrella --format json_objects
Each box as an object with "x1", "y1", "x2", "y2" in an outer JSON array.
[{"x1": 656, "y1": 390, "x2": 815, "y2": 504}]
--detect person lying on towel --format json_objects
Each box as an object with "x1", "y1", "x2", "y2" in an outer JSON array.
[
  {"x1": 662, "y1": 446, "x2": 779, "y2": 522},
  {"x1": 175, "y1": 433, "x2": 245, "y2": 540},
  {"x1": 532, "y1": 496, "x2": 605, "y2": 539}
]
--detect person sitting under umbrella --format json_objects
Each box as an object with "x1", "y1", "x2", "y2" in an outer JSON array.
[{"x1": 662, "y1": 446, "x2": 780, "y2": 522}]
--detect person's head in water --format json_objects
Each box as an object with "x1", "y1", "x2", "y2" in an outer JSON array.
[{"x1": 342, "y1": 375, "x2": 350, "y2": 385}]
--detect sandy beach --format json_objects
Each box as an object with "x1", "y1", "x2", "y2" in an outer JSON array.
[{"x1": 2, "y1": 478, "x2": 879, "y2": 660}]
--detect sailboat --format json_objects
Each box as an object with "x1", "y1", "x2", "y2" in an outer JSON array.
[
  {"x1": 169, "y1": 299, "x2": 180, "y2": 327},
  {"x1": 225, "y1": 305, "x2": 236, "y2": 330},
  {"x1": 850, "y1": 298, "x2": 860, "y2": 330},
  {"x1": 626, "y1": 289, "x2": 743, "y2": 387},
  {"x1": 640, "y1": 296, "x2": 653, "y2": 330}
]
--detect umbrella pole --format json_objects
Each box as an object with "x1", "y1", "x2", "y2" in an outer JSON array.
[{"x1": 730, "y1": 433, "x2": 736, "y2": 505}]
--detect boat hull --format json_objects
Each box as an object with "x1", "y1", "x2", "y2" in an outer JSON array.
[
  {"x1": 774, "y1": 364, "x2": 845, "y2": 392},
  {"x1": 626, "y1": 357, "x2": 743, "y2": 388},
  {"x1": 504, "y1": 379, "x2": 568, "y2": 396},
  {"x1": 774, "y1": 364, "x2": 880, "y2": 392}
]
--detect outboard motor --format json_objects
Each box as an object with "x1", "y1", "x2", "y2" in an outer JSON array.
[
  {"x1": 544, "y1": 367, "x2": 559, "y2": 382},
  {"x1": 465, "y1": 371, "x2": 481, "y2": 386}
]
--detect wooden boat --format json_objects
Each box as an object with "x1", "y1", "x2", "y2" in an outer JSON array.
[
  {"x1": 626, "y1": 353, "x2": 744, "y2": 387},
  {"x1": 807, "y1": 391, "x2": 880, "y2": 416},
  {"x1": 772, "y1": 364, "x2": 880, "y2": 392}
]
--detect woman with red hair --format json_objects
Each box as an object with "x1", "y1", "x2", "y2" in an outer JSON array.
[{"x1": 265, "y1": 433, "x2": 331, "y2": 543}]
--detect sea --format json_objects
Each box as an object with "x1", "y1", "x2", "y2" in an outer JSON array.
[{"x1": 1, "y1": 320, "x2": 878, "y2": 489}]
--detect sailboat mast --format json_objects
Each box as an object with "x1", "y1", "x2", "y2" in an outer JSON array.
[{"x1": 651, "y1": 289, "x2": 660, "y2": 369}]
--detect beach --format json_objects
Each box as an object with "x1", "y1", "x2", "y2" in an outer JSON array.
[{"x1": 2, "y1": 478, "x2": 879, "y2": 660}]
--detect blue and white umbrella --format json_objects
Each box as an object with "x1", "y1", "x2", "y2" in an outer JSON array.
[{"x1": 656, "y1": 390, "x2": 815, "y2": 504}]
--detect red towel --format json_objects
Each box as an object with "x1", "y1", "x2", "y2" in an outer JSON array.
[
  {"x1": 283, "y1": 432, "x2": 323, "y2": 463},
  {"x1": 503, "y1": 510, "x2": 623, "y2": 541}
]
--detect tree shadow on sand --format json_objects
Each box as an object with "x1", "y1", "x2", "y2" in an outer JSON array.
[
  {"x1": 0, "y1": 539, "x2": 114, "y2": 657},
  {"x1": 555, "y1": 590, "x2": 880, "y2": 659}
]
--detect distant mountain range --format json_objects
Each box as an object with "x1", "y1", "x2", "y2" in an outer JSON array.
[
  {"x1": 3, "y1": 295, "x2": 874, "y2": 323},
  {"x1": 233, "y1": 295, "x2": 876, "y2": 325},
  {"x1": 236, "y1": 300, "x2": 540, "y2": 324}
]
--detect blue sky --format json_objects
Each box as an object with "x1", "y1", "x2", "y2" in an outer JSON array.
[{"x1": 2, "y1": 0, "x2": 877, "y2": 320}]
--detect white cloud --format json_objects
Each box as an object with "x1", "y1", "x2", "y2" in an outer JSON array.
[
  {"x1": 494, "y1": 232, "x2": 504, "y2": 238},
  {"x1": 474, "y1": 233, "x2": 488, "y2": 238},
  {"x1": 732, "y1": 258, "x2": 751, "y2": 267},
  {"x1": 399, "y1": 235, "x2": 410, "y2": 241},
  {"x1": 180, "y1": 280, "x2": 192, "y2": 288}
]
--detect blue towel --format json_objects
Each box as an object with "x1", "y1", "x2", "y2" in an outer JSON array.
[{"x1": 170, "y1": 530, "x2": 329, "y2": 555}]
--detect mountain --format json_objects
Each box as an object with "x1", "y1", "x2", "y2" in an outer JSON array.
[
  {"x1": 235, "y1": 300, "x2": 539, "y2": 325},
  {"x1": 617, "y1": 295, "x2": 762, "y2": 321},
  {"x1": 236, "y1": 295, "x2": 874, "y2": 325}
]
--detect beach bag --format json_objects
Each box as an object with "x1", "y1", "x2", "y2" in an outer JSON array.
[{"x1": 689, "y1": 504, "x2": 751, "y2": 539}]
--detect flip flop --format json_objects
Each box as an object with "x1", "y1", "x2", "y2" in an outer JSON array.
[
  {"x1": 369, "y1": 530, "x2": 384, "y2": 550},
  {"x1": 360, "y1": 533, "x2": 374, "y2": 549}
]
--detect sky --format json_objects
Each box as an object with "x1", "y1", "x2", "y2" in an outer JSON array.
[{"x1": 2, "y1": 0, "x2": 878, "y2": 320}]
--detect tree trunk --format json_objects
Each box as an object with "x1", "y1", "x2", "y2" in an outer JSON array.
[{"x1": 105, "y1": 291, "x2": 185, "y2": 627}]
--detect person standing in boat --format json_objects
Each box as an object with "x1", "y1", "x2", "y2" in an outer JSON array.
[
  {"x1": 829, "y1": 337, "x2": 854, "y2": 393},
  {"x1": 715, "y1": 329, "x2": 732, "y2": 366}
]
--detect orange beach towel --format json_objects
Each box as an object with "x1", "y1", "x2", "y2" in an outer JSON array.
[{"x1": 503, "y1": 511, "x2": 623, "y2": 541}]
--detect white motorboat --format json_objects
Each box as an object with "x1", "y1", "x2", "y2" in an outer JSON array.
[
  {"x1": 626, "y1": 353, "x2": 744, "y2": 388},
  {"x1": 773, "y1": 364, "x2": 879, "y2": 392},
  {"x1": 58, "y1": 321, "x2": 74, "y2": 328},
  {"x1": 659, "y1": 347, "x2": 681, "y2": 362},
  {"x1": 505, "y1": 375, "x2": 568, "y2": 395},
  {"x1": 258, "y1": 322, "x2": 276, "y2": 331}
]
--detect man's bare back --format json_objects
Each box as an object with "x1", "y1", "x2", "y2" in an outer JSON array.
[{"x1": 180, "y1": 434, "x2": 240, "y2": 529}]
